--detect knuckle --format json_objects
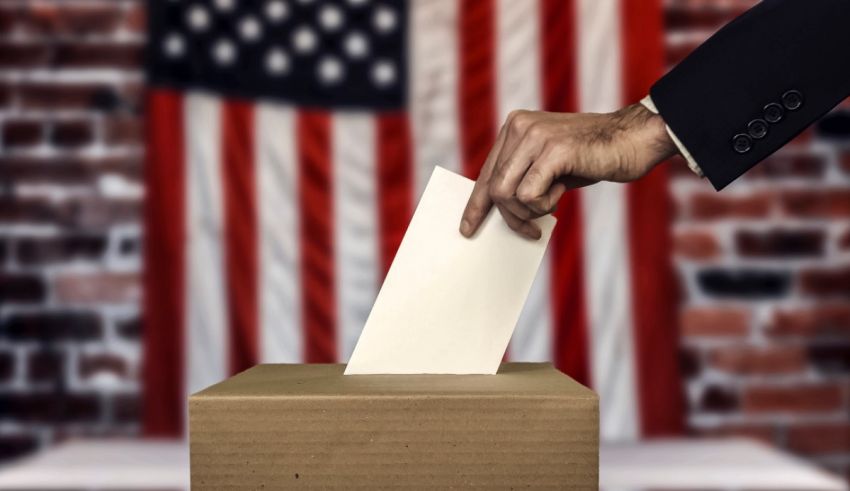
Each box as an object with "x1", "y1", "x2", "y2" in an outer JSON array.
[{"x1": 490, "y1": 183, "x2": 511, "y2": 202}]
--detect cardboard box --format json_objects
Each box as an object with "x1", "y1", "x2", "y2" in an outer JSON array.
[{"x1": 190, "y1": 363, "x2": 598, "y2": 489}]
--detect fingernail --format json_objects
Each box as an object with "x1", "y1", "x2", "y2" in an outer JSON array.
[{"x1": 460, "y1": 219, "x2": 472, "y2": 237}]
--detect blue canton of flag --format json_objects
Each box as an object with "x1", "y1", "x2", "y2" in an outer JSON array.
[{"x1": 147, "y1": 0, "x2": 407, "y2": 109}]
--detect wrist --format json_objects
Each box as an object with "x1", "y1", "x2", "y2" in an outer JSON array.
[{"x1": 615, "y1": 103, "x2": 679, "y2": 178}]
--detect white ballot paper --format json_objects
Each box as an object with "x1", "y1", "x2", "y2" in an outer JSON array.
[{"x1": 345, "y1": 166, "x2": 556, "y2": 375}]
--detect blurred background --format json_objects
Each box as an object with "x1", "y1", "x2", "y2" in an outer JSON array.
[{"x1": 0, "y1": 0, "x2": 847, "y2": 487}]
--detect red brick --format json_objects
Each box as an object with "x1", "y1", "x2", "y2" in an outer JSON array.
[
  {"x1": 744, "y1": 154, "x2": 826, "y2": 180},
  {"x1": 0, "y1": 155, "x2": 142, "y2": 185},
  {"x1": 787, "y1": 423, "x2": 850, "y2": 455},
  {"x1": 2, "y1": 120, "x2": 43, "y2": 147},
  {"x1": 123, "y1": 3, "x2": 146, "y2": 34},
  {"x1": 27, "y1": 350, "x2": 65, "y2": 383},
  {"x1": 743, "y1": 384, "x2": 845, "y2": 413},
  {"x1": 735, "y1": 229, "x2": 824, "y2": 258},
  {"x1": 710, "y1": 345, "x2": 806, "y2": 375},
  {"x1": 700, "y1": 385, "x2": 739, "y2": 412},
  {"x1": 21, "y1": 3, "x2": 125, "y2": 37},
  {"x1": 785, "y1": 127, "x2": 814, "y2": 147},
  {"x1": 0, "y1": 351, "x2": 14, "y2": 383},
  {"x1": 839, "y1": 228, "x2": 850, "y2": 250},
  {"x1": 809, "y1": 344, "x2": 850, "y2": 374},
  {"x1": 800, "y1": 266, "x2": 850, "y2": 298},
  {"x1": 0, "y1": 196, "x2": 141, "y2": 228},
  {"x1": 840, "y1": 151, "x2": 850, "y2": 175},
  {"x1": 769, "y1": 306, "x2": 850, "y2": 337},
  {"x1": 0, "y1": 83, "x2": 11, "y2": 107},
  {"x1": 18, "y1": 83, "x2": 115, "y2": 110},
  {"x1": 79, "y1": 353, "x2": 128, "y2": 380},
  {"x1": 675, "y1": 230, "x2": 720, "y2": 260},
  {"x1": 112, "y1": 393, "x2": 141, "y2": 424},
  {"x1": 0, "y1": 43, "x2": 51, "y2": 68},
  {"x1": 104, "y1": 116, "x2": 143, "y2": 146},
  {"x1": 15, "y1": 235, "x2": 107, "y2": 265},
  {"x1": 666, "y1": 41, "x2": 701, "y2": 67},
  {"x1": 116, "y1": 316, "x2": 140, "y2": 340},
  {"x1": 782, "y1": 190, "x2": 850, "y2": 218},
  {"x1": 0, "y1": 273, "x2": 45, "y2": 303},
  {"x1": 51, "y1": 120, "x2": 94, "y2": 148},
  {"x1": 664, "y1": 4, "x2": 750, "y2": 30},
  {"x1": 689, "y1": 193, "x2": 772, "y2": 220},
  {"x1": 681, "y1": 306, "x2": 751, "y2": 336},
  {"x1": 54, "y1": 272, "x2": 140, "y2": 304},
  {"x1": 4, "y1": 311, "x2": 102, "y2": 341},
  {"x1": 52, "y1": 43, "x2": 144, "y2": 69},
  {"x1": 0, "y1": 393, "x2": 101, "y2": 423},
  {"x1": 0, "y1": 6, "x2": 23, "y2": 34},
  {"x1": 679, "y1": 346, "x2": 702, "y2": 380}
]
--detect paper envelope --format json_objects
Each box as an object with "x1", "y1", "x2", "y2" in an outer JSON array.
[{"x1": 345, "y1": 166, "x2": 556, "y2": 374}]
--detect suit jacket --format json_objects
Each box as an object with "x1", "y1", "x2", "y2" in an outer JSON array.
[{"x1": 650, "y1": 0, "x2": 850, "y2": 190}]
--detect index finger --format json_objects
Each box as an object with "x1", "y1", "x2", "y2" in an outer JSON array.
[{"x1": 460, "y1": 123, "x2": 509, "y2": 237}]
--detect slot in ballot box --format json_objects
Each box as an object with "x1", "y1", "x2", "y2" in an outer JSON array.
[{"x1": 189, "y1": 363, "x2": 598, "y2": 489}]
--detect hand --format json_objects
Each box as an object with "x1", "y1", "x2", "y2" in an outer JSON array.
[{"x1": 459, "y1": 103, "x2": 678, "y2": 239}]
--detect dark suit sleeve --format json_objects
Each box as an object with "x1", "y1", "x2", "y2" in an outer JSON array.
[{"x1": 650, "y1": 0, "x2": 850, "y2": 190}]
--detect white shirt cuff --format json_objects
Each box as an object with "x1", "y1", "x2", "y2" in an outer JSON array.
[{"x1": 640, "y1": 95, "x2": 704, "y2": 177}]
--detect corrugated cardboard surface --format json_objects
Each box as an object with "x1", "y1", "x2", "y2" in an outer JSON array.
[{"x1": 190, "y1": 363, "x2": 598, "y2": 489}]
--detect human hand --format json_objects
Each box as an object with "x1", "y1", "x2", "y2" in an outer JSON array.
[{"x1": 459, "y1": 103, "x2": 678, "y2": 239}]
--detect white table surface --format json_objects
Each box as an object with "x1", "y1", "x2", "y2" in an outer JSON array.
[{"x1": 0, "y1": 438, "x2": 845, "y2": 490}]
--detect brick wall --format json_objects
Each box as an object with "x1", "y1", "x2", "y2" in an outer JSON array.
[
  {"x1": 0, "y1": 0, "x2": 144, "y2": 460},
  {"x1": 0, "y1": 0, "x2": 847, "y2": 484},
  {"x1": 667, "y1": 0, "x2": 850, "y2": 482}
]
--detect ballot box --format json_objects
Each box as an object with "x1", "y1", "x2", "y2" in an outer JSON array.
[{"x1": 189, "y1": 362, "x2": 598, "y2": 489}]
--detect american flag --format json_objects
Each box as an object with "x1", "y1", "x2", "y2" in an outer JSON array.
[{"x1": 143, "y1": 0, "x2": 683, "y2": 440}]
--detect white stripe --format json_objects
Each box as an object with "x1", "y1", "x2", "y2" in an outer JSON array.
[
  {"x1": 256, "y1": 104, "x2": 303, "y2": 363},
  {"x1": 578, "y1": 0, "x2": 641, "y2": 441},
  {"x1": 409, "y1": 0, "x2": 461, "y2": 200},
  {"x1": 333, "y1": 112, "x2": 380, "y2": 362},
  {"x1": 184, "y1": 92, "x2": 228, "y2": 394},
  {"x1": 495, "y1": 0, "x2": 553, "y2": 362}
]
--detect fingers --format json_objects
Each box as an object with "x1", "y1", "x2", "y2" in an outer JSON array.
[
  {"x1": 460, "y1": 178, "x2": 494, "y2": 238},
  {"x1": 497, "y1": 204, "x2": 542, "y2": 240},
  {"x1": 460, "y1": 123, "x2": 509, "y2": 237}
]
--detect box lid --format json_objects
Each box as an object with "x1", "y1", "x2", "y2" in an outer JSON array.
[{"x1": 192, "y1": 362, "x2": 596, "y2": 400}]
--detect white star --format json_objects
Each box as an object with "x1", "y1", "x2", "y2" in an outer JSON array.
[
  {"x1": 265, "y1": 0, "x2": 289, "y2": 22},
  {"x1": 318, "y1": 56, "x2": 344, "y2": 84},
  {"x1": 186, "y1": 4, "x2": 210, "y2": 32},
  {"x1": 292, "y1": 25, "x2": 317, "y2": 54},
  {"x1": 212, "y1": 38, "x2": 237, "y2": 66},
  {"x1": 163, "y1": 33, "x2": 185, "y2": 58},
  {"x1": 319, "y1": 5, "x2": 344, "y2": 31},
  {"x1": 373, "y1": 5, "x2": 397, "y2": 33},
  {"x1": 266, "y1": 48, "x2": 290, "y2": 75},
  {"x1": 214, "y1": 0, "x2": 235, "y2": 11},
  {"x1": 239, "y1": 16, "x2": 262, "y2": 41},
  {"x1": 372, "y1": 59, "x2": 395, "y2": 87},
  {"x1": 343, "y1": 31, "x2": 369, "y2": 59}
]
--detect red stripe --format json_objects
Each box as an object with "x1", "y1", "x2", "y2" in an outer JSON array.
[
  {"x1": 297, "y1": 111, "x2": 337, "y2": 362},
  {"x1": 459, "y1": 0, "x2": 497, "y2": 179},
  {"x1": 622, "y1": 0, "x2": 685, "y2": 436},
  {"x1": 376, "y1": 112, "x2": 413, "y2": 278},
  {"x1": 143, "y1": 89, "x2": 185, "y2": 436},
  {"x1": 539, "y1": 0, "x2": 591, "y2": 385},
  {"x1": 221, "y1": 100, "x2": 259, "y2": 374},
  {"x1": 541, "y1": 0, "x2": 578, "y2": 117}
]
